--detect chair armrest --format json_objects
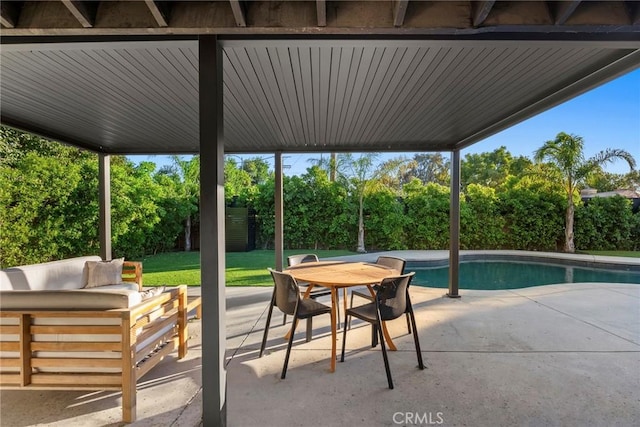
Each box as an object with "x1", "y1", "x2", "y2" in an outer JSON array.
[{"x1": 122, "y1": 261, "x2": 143, "y2": 291}]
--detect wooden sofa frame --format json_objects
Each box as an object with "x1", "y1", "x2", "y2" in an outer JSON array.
[
  {"x1": 0, "y1": 261, "x2": 191, "y2": 423},
  {"x1": 122, "y1": 260, "x2": 144, "y2": 290}
]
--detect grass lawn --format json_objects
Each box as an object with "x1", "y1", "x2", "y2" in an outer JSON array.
[
  {"x1": 140, "y1": 249, "x2": 356, "y2": 286},
  {"x1": 580, "y1": 251, "x2": 640, "y2": 258},
  {"x1": 140, "y1": 249, "x2": 640, "y2": 286}
]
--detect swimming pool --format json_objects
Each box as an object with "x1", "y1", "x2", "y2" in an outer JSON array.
[{"x1": 412, "y1": 260, "x2": 640, "y2": 290}]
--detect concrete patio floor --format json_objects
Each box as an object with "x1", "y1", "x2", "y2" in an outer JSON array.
[
  {"x1": 1, "y1": 253, "x2": 639, "y2": 426},
  {"x1": 226, "y1": 283, "x2": 639, "y2": 427}
]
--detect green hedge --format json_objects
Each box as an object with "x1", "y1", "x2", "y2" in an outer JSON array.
[
  {"x1": 2, "y1": 130, "x2": 637, "y2": 267},
  {"x1": 252, "y1": 179, "x2": 637, "y2": 254},
  {"x1": 575, "y1": 196, "x2": 637, "y2": 251}
]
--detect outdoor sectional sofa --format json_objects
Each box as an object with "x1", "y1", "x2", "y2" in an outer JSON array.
[{"x1": 0, "y1": 256, "x2": 192, "y2": 423}]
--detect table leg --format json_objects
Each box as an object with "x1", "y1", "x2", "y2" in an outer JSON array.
[
  {"x1": 381, "y1": 322, "x2": 397, "y2": 351},
  {"x1": 330, "y1": 287, "x2": 338, "y2": 373},
  {"x1": 302, "y1": 285, "x2": 314, "y2": 299}
]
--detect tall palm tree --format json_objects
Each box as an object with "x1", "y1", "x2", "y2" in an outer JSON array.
[
  {"x1": 345, "y1": 153, "x2": 380, "y2": 253},
  {"x1": 307, "y1": 153, "x2": 380, "y2": 252},
  {"x1": 534, "y1": 132, "x2": 636, "y2": 253},
  {"x1": 168, "y1": 155, "x2": 200, "y2": 252}
]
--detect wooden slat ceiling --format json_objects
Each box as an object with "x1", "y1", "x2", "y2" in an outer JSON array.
[{"x1": 1, "y1": 1, "x2": 639, "y2": 155}]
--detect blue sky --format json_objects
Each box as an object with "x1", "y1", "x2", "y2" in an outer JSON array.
[
  {"x1": 462, "y1": 67, "x2": 640, "y2": 174},
  {"x1": 132, "y1": 67, "x2": 639, "y2": 175}
]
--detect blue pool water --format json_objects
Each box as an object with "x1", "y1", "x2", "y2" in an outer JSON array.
[{"x1": 412, "y1": 260, "x2": 640, "y2": 290}]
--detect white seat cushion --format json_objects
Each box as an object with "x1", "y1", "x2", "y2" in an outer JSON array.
[{"x1": 0, "y1": 289, "x2": 142, "y2": 310}]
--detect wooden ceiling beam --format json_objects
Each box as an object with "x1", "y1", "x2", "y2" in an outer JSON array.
[
  {"x1": 554, "y1": 0, "x2": 582, "y2": 25},
  {"x1": 229, "y1": 0, "x2": 246, "y2": 27},
  {"x1": 144, "y1": 0, "x2": 169, "y2": 27},
  {"x1": 1, "y1": 1, "x2": 20, "y2": 28},
  {"x1": 394, "y1": 0, "x2": 409, "y2": 27},
  {"x1": 472, "y1": 1, "x2": 495, "y2": 27},
  {"x1": 317, "y1": 0, "x2": 326, "y2": 27},
  {"x1": 61, "y1": 0, "x2": 95, "y2": 28},
  {"x1": 0, "y1": 1, "x2": 637, "y2": 34},
  {"x1": 626, "y1": 0, "x2": 640, "y2": 24}
]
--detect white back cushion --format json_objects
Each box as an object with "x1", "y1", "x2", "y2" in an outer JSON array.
[{"x1": 0, "y1": 256, "x2": 102, "y2": 290}]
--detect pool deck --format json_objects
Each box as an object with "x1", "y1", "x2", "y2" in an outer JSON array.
[{"x1": 1, "y1": 251, "x2": 638, "y2": 426}]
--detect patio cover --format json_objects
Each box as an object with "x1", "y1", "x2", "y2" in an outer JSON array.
[
  {"x1": 1, "y1": 1, "x2": 639, "y2": 154},
  {"x1": 1, "y1": 1, "x2": 640, "y2": 426}
]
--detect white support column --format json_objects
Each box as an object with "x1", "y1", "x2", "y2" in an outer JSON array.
[
  {"x1": 274, "y1": 152, "x2": 284, "y2": 272},
  {"x1": 448, "y1": 150, "x2": 461, "y2": 298},
  {"x1": 98, "y1": 153, "x2": 112, "y2": 261},
  {"x1": 199, "y1": 35, "x2": 227, "y2": 426}
]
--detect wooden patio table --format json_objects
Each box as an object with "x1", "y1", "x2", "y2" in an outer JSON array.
[{"x1": 285, "y1": 260, "x2": 400, "y2": 372}]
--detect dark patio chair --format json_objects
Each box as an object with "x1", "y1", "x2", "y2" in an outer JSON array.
[
  {"x1": 259, "y1": 269, "x2": 332, "y2": 379},
  {"x1": 341, "y1": 272, "x2": 424, "y2": 389},
  {"x1": 287, "y1": 253, "x2": 320, "y2": 266},
  {"x1": 349, "y1": 256, "x2": 411, "y2": 333},
  {"x1": 284, "y1": 254, "x2": 341, "y2": 330}
]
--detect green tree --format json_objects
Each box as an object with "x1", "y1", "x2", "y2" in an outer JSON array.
[
  {"x1": 224, "y1": 157, "x2": 252, "y2": 204},
  {"x1": 300, "y1": 166, "x2": 354, "y2": 249},
  {"x1": 363, "y1": 184, "x2": 408, "y2": 250},
  {"x1": 586, "y1": 168, "x2": 640, "y2": 192},
  {"x1": 534, "y1": 132, "x2": 636, "y2": 253},
  {"x1": 574, "y1": 196, "x2": 636, "y2": 251},
  {"x1": 622, "y1": 170, "x2": 640, "y2": 191},
  {"x1": 166, "y1": 156, "x2": 200, "y2": 252},
  {"x1": 0, "y1": 130, "x2": 98, "y2": 266},
  {"x1": 242, "y1": 157, "x2": 270, "y2": 185},
  {"x1": 408, "y1": 153, "x2": 450, "y2": 186},
  {"x1": 252, "y1": 176, "x2": 276, "y2": 249},
  {"x1": 462, "y1": 146, "x2": 532, "y2": 189},
  {"x1": 152, "y1": 171, "x2": 191, "y2": 254},
  {"x1": 377, "y1": 156, "x2": 415, "y2": 192},
  {"x1": 110, "y1": 158, "x2": 165, "y2": 258},
  {"x1": 461, "y1": 184, "x2": 505, "y2": 249},
  {"x1": 341, "y1": 153, "x2": 380, "y2": 253},
  {"x1": 309, "y1": 153, "x2": 382, "y2": 252},
  {"x1": 0, "y1": 127, "x2": 78, "y2": 165},
  {"x1": 498, "y1": 182, "x2": 566, "y2": 251},
  {"x1": 403, "y1": 180, "x2": 451, "y2": 249}
]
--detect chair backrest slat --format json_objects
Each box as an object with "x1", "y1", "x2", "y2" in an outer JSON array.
[
  {"x1": 287, "y1": 254, "x2": 319, "y2": 266},
  {"x1": 269, "y1": 269, "x2": 300, "y2": 316},
  {"x1": 376, "y1": 256, "x2": 406, "y2": 274},
  {"x1": 376, "y1": 272, "x2": 414, "y2": 321}
]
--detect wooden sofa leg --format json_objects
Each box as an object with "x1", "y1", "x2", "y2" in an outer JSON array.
[
  {"x1": 178, "y1": 287, "x2": 188, "y2": 359},
  {"x1": 122, "y1": 315, "x2": 137, "y2": 423},
  {"x1": 122, "y1": 377, "x2": 137, "y2": 423}
]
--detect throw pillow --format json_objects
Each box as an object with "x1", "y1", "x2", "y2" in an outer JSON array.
[{"x1": 85, "y1": 258, "x2": 124, "y2": 288}]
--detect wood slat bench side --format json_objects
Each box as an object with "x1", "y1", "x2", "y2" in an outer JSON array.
[{"x1": 0, "y1": 285, "x2": 189, "y2": 423}]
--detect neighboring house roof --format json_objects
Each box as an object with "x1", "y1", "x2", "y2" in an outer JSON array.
[{"x1": 582, "y1": 189, "x2": 640, "y2": 199}]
